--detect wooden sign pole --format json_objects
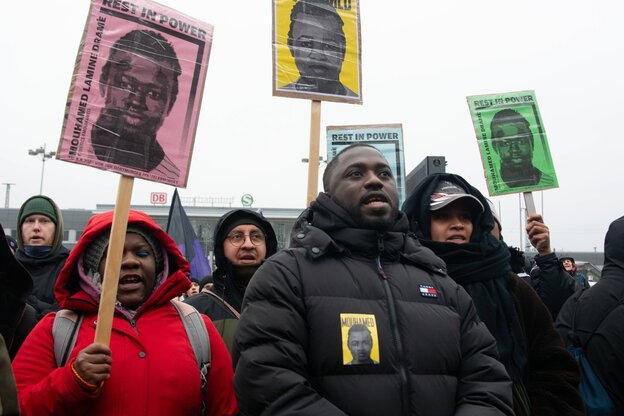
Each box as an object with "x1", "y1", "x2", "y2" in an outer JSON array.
[
  {"x1": 306, "y1": 100, "x2": 322, "y2": 206},
  {"x1": 523, "y1": 191, "x2": 536, "y2": 216},
  {"x1": 94, "y1": 175, "x2": 134, "y2": 346}
]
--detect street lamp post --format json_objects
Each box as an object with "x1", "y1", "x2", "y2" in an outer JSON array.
[
  {"x1": 2, "y1": 183, "x2": 15, "y2": 208},
  {"x1": 28, "y1": 144, "x2": 56, "y2": 195}
]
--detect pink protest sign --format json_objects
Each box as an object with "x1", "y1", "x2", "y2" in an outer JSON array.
[{"x1": 57, "y1": 0, "x2": 213, "y2": 187}]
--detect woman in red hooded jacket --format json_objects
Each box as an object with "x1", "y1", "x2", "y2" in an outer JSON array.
[{"x1": 12, "y1": 210, "x2": 238, "y2": 415}]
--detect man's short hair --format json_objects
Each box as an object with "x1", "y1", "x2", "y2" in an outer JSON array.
[
  {"x1": 490, "y1": 109, "x2": 534, "y2": 148},
  {"x1": 287, "y1": 0, "x2": 346, "y2": 54},
  {"x1": 348, "y1": 324, "x2": 371, "y2": 339},
  {"x1": 100, "y1": 30, "x2": 182, "y2": 113},
  {"x1": 322, "y1": 143, "x2": 381, "y2": 192}
]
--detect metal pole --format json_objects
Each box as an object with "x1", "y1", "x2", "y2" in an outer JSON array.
[
  {"x1": 39, "y1": 154, "x2": 46, "y2": 194},
  {"x1": 2, "y1": 183, "x2": 15, "y2": 208},
  {"x1": 28, "y1": 143, "x2": 55, "y2": 195}
]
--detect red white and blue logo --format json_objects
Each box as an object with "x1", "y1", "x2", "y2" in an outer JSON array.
[{"x1": 419, "y1": 285, "x2": 438, "y2": 298}]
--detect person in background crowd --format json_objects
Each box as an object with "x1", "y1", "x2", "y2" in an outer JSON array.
[
  {"x1": 560, "y1": 256, "x2": 590, "y2": 288},
  {"x1": 488, "y1": 200, "x2": 581, "y2": 318},
  {"x1": 5, "y1": 235, "x2": 18, "y2": 255},
  {"x1": 0, "y1": 223, "x2": 37, "y2": 361},
  {"x1": 178, "y1": 278, "x2": 200, "y2": 301},
  {"x1": 402, "y1": 173, "x2": 583, "y2": 416},
  {"x1": 15, "y1": 195, "x2": 70, "y2": 320},
  {"x1": 200, "y1": 275, "x2": 213, "y2": 292},
  {"x1": 187, "y1": 279, "x2": 200, "y2": 296},
  {"x1": 185, "y1": 209, "x2": 277, "y2": 351},
  {"x1": 233, "y1": 144, "x2": 513, "y2": 415},
  {"x1": 12, "y1": 210, "x2": 238, "y2": 415},
  {"x1": 556, "y1": 215, "x2": 624, "y2": 414}
]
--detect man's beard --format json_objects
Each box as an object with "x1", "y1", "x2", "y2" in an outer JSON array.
[
  {"x1": 91, "y1": 110, "x2": 165, "y2": 172},
  {"x1": 352, "y1": 207, "x2": 398, "y2": 232}
]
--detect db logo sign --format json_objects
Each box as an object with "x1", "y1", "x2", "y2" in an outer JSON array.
[{"x1": 150, "y1": 192, "x2": 167, "y2": 205}]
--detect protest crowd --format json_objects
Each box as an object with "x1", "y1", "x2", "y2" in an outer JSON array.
[
  {"x1": 3, "y1": 143, "x2": 622, "y2": 415},
  {"x1": 2, "y1": 0, "x2": 623, "y2": 415}
]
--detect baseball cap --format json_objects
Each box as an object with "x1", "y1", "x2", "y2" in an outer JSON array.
[{"x1": 430, "y1": 180, "x2": 484, "y2": 214}]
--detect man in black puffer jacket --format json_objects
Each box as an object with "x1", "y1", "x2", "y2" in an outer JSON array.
[{"x1": 233, "y1": 144, "x2": 513, "y2": 415}]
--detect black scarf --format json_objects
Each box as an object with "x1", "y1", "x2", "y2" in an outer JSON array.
[{"x1": 402, "y1": 173, "x2": 527, "y2": 381}]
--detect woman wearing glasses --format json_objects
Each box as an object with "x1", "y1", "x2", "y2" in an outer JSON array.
[{"x1": 184, "y1": 209, "x2": 278, "y2": 352}]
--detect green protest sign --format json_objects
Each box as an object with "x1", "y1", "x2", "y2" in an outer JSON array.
[{"x1": 467, "y1": 90, "x2": 558, "y2": 196}]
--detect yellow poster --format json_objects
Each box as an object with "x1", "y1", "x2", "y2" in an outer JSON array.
[
  {"x1": 340, "y1": 313, "x2": 380, "y2": 365},
  {"x1": 273, "y1": 0, "x2": 362, "y2": 104}
]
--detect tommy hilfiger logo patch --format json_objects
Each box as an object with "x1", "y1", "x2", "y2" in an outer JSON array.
[{"x1": 419, "y1": 285, "x2": 438, "y2": 298}]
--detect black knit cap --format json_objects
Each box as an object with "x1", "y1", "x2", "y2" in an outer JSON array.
[
  {"x1": 223, "y1": 217, "x2": 264, "y2": 237},
  {"x1": 83, "y1": 225, "x2": 164, "y2": 274}
]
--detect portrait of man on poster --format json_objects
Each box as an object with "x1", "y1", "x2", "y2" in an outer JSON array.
[
  {"x1": 345, "y1": 324, "x2": 379, "y2": 365},
  {"x1": 282, "y1": 0, "x2": 357, "y2": 97},
  {"x1": 91, "y1": 29, "x2": 181, "y2": 180},
  {"x1": 490, "y1": 109, "x2": 556, "y2": 189}
]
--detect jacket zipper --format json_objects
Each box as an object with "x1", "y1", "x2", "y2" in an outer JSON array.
[{"x1": 376, "y1": 237, "x2": 410, "y2": 416}]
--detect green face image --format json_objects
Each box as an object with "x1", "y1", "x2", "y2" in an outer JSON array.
[{"x1": 492, "y1": 121, "x2": 534, "y2": 171}]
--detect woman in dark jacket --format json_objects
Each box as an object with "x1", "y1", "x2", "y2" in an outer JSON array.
[
  {"x1": 0, "y1": 223, "x2": 37, "y2": 361},
  {"x1": 402, "y1": 173, "x2": 583, "y2": 416}
]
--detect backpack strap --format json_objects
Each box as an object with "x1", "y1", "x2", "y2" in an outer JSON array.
[
  {"x1": 202, "y1": 289, "x2": 241, "y2": 319},
  {"x1": 52, "y1": 310, "x2": 84, "y2": 367},
  {"x1": 170, "y1": 299, "x2": 211, "y2": 400}
]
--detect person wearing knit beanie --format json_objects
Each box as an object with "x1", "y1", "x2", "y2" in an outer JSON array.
[
  {"x1": 18, "y1": 196, "x2": 58, "y2": 252},
  {"x1": 19, "y1": 197, "x2": 58, "y2": 226},
  {"x1": 82, "y1": 225, "x2": 164, "y2": 277},
  {"x1": 80, "y1": 224, "x2": 167, "y2": 314},
  {"x1": 15, "y1": 195, "x2": 70, "y2": 319},
  {"x1": 11, "y1": 210, "x2": 240, "y2": 415}
]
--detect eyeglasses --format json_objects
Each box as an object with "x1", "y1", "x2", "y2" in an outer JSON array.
[{"x1": 226, "y1": 232, "x2": 265, "y2": 247}]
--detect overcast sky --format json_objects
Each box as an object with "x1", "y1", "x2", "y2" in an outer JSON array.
[{"x1": 1, "y1": 0, "x2": 623, "y2": 252}]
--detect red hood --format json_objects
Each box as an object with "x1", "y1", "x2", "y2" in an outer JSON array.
[{"x1": 55, "y1": 210, "x2": 191, "y2": 312}]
